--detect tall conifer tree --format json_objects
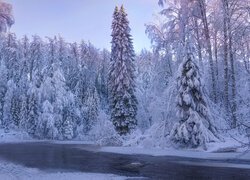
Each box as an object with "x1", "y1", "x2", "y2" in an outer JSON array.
[{"x1": 108, "y1": 6, "x2": 137, "y2": 135}]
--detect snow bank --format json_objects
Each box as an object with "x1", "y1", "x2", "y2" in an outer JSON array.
[
  {"x1": 0, "y1": 129, "x2": 32, "y2": 143},
  {"x1": 0, "y1": 160, "x2": 131, "y2": 180},
  {"x1": 99, "y1": 145, "x2": 250, "y2": 161},
  {"x1": 88, "y1": 111, "x2": 122, "y2": 146},
  {"x1": 99, "y1": 131, "x2": 250, "y2": 161}
]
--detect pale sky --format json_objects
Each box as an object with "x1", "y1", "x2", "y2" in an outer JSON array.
[{"x1": 6, "y1": 0, "x2": 161, "y2": 52}]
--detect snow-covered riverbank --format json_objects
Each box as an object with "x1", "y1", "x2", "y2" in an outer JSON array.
[
  {"x1": 0, "y1": 160, "x2": 133, "y2": 180},
  {"x1": 1, "y1": 129, "x2": 250, "y2": 162}
]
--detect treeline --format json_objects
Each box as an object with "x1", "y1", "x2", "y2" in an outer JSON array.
[
  {"x1": 0, "y1": 32, "x2": 166, "y2": 141},
  {"x1": 0, "y1": 34, "x2": 110, "y2": 139}
]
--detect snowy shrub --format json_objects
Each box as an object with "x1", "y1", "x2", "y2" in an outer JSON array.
[
  {"x1": 88, "y1": 111, "x2": 122, "y2": 146},
  {"x1": 124, "y1": 122, "x2": 171, "y2": 149}
]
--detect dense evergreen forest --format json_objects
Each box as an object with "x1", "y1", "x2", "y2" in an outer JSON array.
[{"x1": 0, "y1": 0, "x2": 249, "y2": 149}]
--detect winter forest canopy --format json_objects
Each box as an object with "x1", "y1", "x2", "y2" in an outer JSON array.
[{"x1": 0, "y1": 0, "x2": 249, "y2": 149}]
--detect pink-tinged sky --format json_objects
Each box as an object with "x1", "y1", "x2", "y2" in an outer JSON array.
[{"x1": 6, "y1": 0, "x2": 161, "y2": 52}]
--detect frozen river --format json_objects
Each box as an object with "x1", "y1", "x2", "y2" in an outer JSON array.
[{"x1": 0, "y1": 142, "x2": 250, "y2": 179}]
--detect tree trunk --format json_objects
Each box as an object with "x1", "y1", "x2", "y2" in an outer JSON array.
[
  {"x1": 214, "y1": 30, "x2": 219, "y2": 82},
  {"x1": 222, "y1": 0, "x2": 230, "y2": 116},
  {"x1": 194, "y1": 18, "x2": 203, "y2": 67},
  {"x1": 198, "y1": 0, "x2": 217, "y2": 103},
  {"x1": 227, "y1": 4, "x2": 237, "y2": 128}
]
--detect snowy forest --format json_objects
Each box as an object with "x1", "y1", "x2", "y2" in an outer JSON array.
[{"x1": 0, "y1": 0, "x2": 250, "y2": 150}]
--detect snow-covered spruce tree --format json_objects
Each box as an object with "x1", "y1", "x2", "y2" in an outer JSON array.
[
  {"x1": 35, "y1": 100, "x2": 58, "y2": 139},
  {"x1": 62, "y1": 110, "x2": 74, "y2": 140},
  {"x1": 108, "y1": 6, "x2": 137, "y2": 135},
  {"x1": 25, "y1": 85, "x2": 39, "y2": 136},
  {"x1": 0, "y1": 61, "x2": 8, "y2": 128},
  {"x1": 2, "y1": 80, "x2": 16, "y2": 131},
  {"x1": 2, "y1": 33, "x2": 20, "y2": 82},
  {"x1": 38, "y1": 68, "x2": 76, "y2": 140},
  {"x1": 29, "y1": 35, "x2": 44, "y2": 83},
  {"x1": 83, "y1": 87, "x2": 99, "y2": 133},
  {"x1": 170, "y1": 53, "x2": 218, "y2": 148}
]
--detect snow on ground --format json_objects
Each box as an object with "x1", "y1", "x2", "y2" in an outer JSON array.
[
  {"x1": 100, "y1": 146, "x2": 242, "y2": 159},
  {"x1": 172, "y1": 160, "x2": 250, "y2": 169},
  {"x1": 0, "y1": 129, "x2": 97, "y2": 145},
  {"x1": 0, "y1": 160, "x2": 134, "y2": 180},
  {"x1": 2, "y1": 128, "x2": 250, "y2": 164},
  {"x1": 0, "y1": 129, "x2": 32, "y2": 143},
  {"x1": 99, "y1": 136, "x2": 250, "y2": 162}
]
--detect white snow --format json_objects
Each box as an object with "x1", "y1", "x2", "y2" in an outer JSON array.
[
  {"x1": 0, "y1": 160, "x2": 132, "y2": 180},
  {"x1": 173, "y1": 160, "x2": 250, "y2": 169},
  {"x1": 0, "y1": 129, "x2": 97, "y2": 145},
  {"x1": 99, "y1": 141, "x2": 250, "y2": 162},
  {"x1": 0, "y1": 129, "x2": 32, "y2": 143}
]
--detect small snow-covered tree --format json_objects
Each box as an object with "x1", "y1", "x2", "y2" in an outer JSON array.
[
  {"x1": 62, "y1": 111, "x2": 74, "y2": 140},
  {"x1": 2, "y1": 80, "x2": 16, "y2": 131},
  {"x1": 36, "y1": 100, "x2": 58, "y2": 139},
  {"x1": 25, "y1": 85, "x2": 39, "y2": 136},
  {"x1": 0, "y1": 61, "x2": 8, "y2": 127},
  {"x1": 83, "y1": 87, "x2": 99, "y2": 133},
  {"x1": 29, "y1": 35, "x2": 44, "y2": 83},
  {"x1": 10, "y1": 88, "x2": 22, "y2": 127},
  {"x1": 109, "y1": 6, "x2": 138, "y2": 135},
  {"x1": 170, "y1": 53, "x2": 218, "y2": 148},
  {"x1": 2, "y1": 33, "x2": 20, "y2": 82},
  {"x1": 2, "y1": 78, "x2": 23, "y2": 130}
]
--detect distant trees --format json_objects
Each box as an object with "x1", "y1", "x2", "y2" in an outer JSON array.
[
  {"x1": 0, "y1": 61, "x2": 8, "y2": 128},
  {"x1": 0, "y1": 0, "x2": 249, "y2": 149},
  {"x1": 109, "y1": 6, "x2": 138, "y2": 135},
  {"x1": 0, "y1": 31, "x2": 110, "y2": 139}
]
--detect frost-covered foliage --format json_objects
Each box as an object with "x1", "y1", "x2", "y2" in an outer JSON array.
[
  {"x1": 83, "y1": 87, "x2": 99, "y2": 134},
  {"x1": 170, "y1": 54, "x2": 218, "y2": 148},
  {"x1": 0, "y1": 1, "x2": 14, "y2": 33},
  {"x1": 36, "y1": 100, "x2": 57, "y2": 139},
  {"x1": 88, "y1": 111, "x2": 122, "y2": 146},
  {"x1": 0, "y1": 61, "x2": 7, "y2": 128},
  {"x1": 143, "y1": 0, "x2": 250, "y2": 149},
  {"x1": 108, "y1": 6, "x2": 137, "y2": 135},
  {"x1": 0, "y1": 32, "x2": 110, "y2": 140},
  {"x1": 0, "y1": 1, "x2": 249, "y2": 151}
]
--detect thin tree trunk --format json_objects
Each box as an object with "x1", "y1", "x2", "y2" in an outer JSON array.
[
  {"x1": 198, "y1": 0, "x2": 217, "y2": 103},
  {"x1": 194, "y1": 18, "x2": 203, "y2": 67},
  {"x1": 214, "y1": 30, "x2": 219, "y2": 81},
  {"x1": 223, "y1": 0, "x2": 230, "y2": 115},
  {"x1": 227, "y1": 8, "x2": 237, "y2": 128},
  {"x1": 246, "y1": 42, "x2": 250, "y2": 74}
]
